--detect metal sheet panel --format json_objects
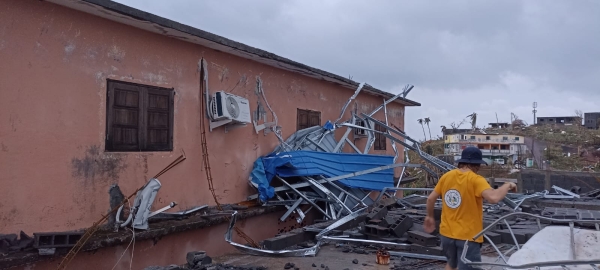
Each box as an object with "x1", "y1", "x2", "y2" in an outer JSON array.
[{"x1": 262, "y1": 150, "x2": 394, "y2": 190}]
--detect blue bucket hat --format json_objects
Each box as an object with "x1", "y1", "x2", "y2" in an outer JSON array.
[{"x1": 456, "y1": 146, "x2": 488, "y2": 165}]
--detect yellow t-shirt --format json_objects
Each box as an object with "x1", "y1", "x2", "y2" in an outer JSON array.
[{"x1": 434, "y1": 169, "x2": 492, "y2": 243}]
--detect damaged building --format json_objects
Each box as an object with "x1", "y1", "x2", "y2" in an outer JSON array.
[
  {"x1": 0, "y1": 0, "x2": 421, "y2": 269},
  {"x1": 5, "y1": 1, "x2": 600, "y2": 270}
]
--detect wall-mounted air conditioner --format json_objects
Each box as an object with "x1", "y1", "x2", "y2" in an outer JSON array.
[
  {"x1": 210, "y1": 91, "x2": 251, "y2": 123},
  {"x1": 209, "y1": 91, "x2": 251, "y2": 132},
  {"x1": 354, "y1": 119, "x2": 367, "y2": 137}
]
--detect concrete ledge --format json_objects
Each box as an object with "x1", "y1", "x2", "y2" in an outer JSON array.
[
  {"x1": 0, "y1": 206, "x2": 279, "y2": 269},
  {"x1": 532, "y1": 199, "x2": 600, "y2": 211}
]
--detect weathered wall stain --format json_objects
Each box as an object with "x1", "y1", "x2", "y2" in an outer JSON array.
[
  {"x1": 107, "y1": 45, "x2": 125, "y2": 62},
  {"x1": 8, "y1": 113, "x2": 20, "y2": 132},
  {"x1": 210, "y1": 62, "x2": 229, "y2": 82},
  {"x1": 1, "y1": 142, "x2": 7, "y2": 152},
  {"x1": 107, "y1": 184, "x2": 125, "y2": 226},
  {"x1": 71, "y1": 145, "x2": 127, "y2": 183}
]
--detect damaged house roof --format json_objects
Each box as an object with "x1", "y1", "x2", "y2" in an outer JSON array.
[{"x1": 47, "y1": 0, "x2": 420, "y2": 107}]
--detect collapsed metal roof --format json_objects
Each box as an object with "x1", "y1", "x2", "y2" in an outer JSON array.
[{"x1": 47, "y1": 0, "x2": 421, "y2": 107}]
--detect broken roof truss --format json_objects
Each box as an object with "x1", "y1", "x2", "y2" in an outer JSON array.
[{"x1": 247, "y1": 83, "x2": 454, "y2": 226}]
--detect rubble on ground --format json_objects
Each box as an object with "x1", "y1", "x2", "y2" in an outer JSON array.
[
  {"x1": 0, "y1": 231, "x2": 34, "y2": 255},
  {"x1": 144, "y1": 264, "x2": 266, "y2": 270}
]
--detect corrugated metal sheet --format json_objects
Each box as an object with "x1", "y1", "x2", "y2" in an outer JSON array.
[
  {"x1": 273, "y1": 125, "x2": 339, "y2": 153},
  {"x1": 262, "y1": 150, "x2": 394, "y2": 190}
]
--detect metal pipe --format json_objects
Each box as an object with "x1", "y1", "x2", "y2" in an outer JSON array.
[
  {"x1": 148, "y1": 202, "x2": 178, "y2": 218},
  {"x1": 367, "y1": 84, "x2": 414, "y2": 117},
  {"x1": 388, "y1": 251, "x2": 446, "y2": 261},
  {"x1": 305, "y1": 137, "x2": 329, "y2": 152},
  {"x1": 362, "y1": 120, "x2": 375, "y2": 154},
  {"x1": 315, "y1": 176, "x2": 366, "y2": 208},
  {"x1": 280, "y1": 198, "x2": 304, "y2": 222},
  {"x1": 504, "y1": 219, "x2": 520, "y2": 250},
  {"x1": 344, "y1": 137, "x2": 361, "y2": 153},
  {"x1": 321, "y1": 236, "x2": 410, "y2": 248},
  {"x1": 306, "y1": 178, "x2": 353, "y2": 215},
  {"x1": 373, "y1": 187, "x2": 434, "y2": 205},
  {"x1": 383, "y1": 98, "x2": 399, "y2": 163},
  {"x1": 225, "y1": 211, "x2": 320, "y2": 257},
  {"x1": 570, "y1": 222, "x2": 576, "y2": 260},
  {"x1": 276, "y1": 176, "x2": 332, "y2": 219},
  {"x1": 316, "y1": 207, "x2": 367, "y2": 239},
  {"x1": 472, "y1": 212, "x2": 600, "y2": 240},
  {"x1": 483, "y1": 234, "x2": 507, "y2": 263},
  {"x1": 334, "y1": 83, "x2": 365, "y2": 124},
  {"x1": 552, "y1": 185, "x2": 581, "y2": 198},
  {"x1": 326, "y1": 163, "x2": 422, "y2": 182}
]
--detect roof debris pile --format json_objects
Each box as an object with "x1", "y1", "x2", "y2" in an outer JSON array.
[
  {"x1": 245, "y1": 84, "x2": 455, "y2": 231},
  {"x1": 0, "y1": 232, "x2": 34, "y2": 256},
  {"x1": 223, "y1": 182, "x2": 600, "y2": 269}
]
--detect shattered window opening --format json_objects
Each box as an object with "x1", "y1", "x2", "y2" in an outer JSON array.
[{"x1": 105, "y1": 79, "x2": 174, "y2": 152}]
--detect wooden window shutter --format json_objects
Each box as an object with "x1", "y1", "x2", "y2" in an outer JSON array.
[
  {"x1": 297, "y1": 109, "x2": 309, "y2": 131},
  {"x1": 374, "y1": 123, "x2": 387, "y2": 150},
  {"x1": 297, "y1": 109, "x2": 321, "y2": 131},
  {"x1": 374, "y1": 131, "x2": 381, "y2": 150},
  {"x1": 106, "y1": 80, "x2": 174, "y2": 152},
  {"x1": 145, "y1": 88, "x2": 174, "y2": 151},
  {"x1": 106, "y1": 82, "x2": 143, "y2": 151},
  {"x1": 308, "y1": 111, "x2": 321, "y2": 127}
]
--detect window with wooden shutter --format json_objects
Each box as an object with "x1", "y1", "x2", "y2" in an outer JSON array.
[
  {"x1": 297, "y1": 109, "x2": 321, "y2": 131},
  {"x1": 106, "y1": 79, "x2": 174, "y2": 152},
  {"x1": 374, "y1": 122, "x2": 387, "y2": 150}
]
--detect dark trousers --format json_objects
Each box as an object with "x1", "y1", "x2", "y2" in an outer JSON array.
[{"x1": 440, "y1": 235, "x2": 482, "y2": 270}]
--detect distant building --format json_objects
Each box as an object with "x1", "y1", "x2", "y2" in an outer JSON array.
[
  {"x1": 536, "y1": 116, "x2": 582, "y2": 126},
  {"x1": 442, "y1": 128, "x2": 472, "y2": 135},
  {"x1": 488, "y1": 122, "x2": 510, "y2": 129},
  {"x1": 584, "y1": 112, "x2": 600, "y2": 130},
  {"x1": 444, "y1": 132, "x2": 527, "y2": 164}
]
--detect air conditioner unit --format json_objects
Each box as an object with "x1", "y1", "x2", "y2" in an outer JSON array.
[
  {"x1": 210, "y1": 91, "x2": 251, "y2": 124},
  {"x1": 354, "y1": 119, "x2": 367, "y2": 137}
]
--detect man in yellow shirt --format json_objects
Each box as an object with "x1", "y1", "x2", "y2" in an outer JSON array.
[{"x1": 424, "y1": 146, "x2": 516, "y2": 270}]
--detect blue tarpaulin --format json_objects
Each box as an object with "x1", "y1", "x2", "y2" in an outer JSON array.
[{"x1": 250, "y1": 150, "x2": 394, "y2": 201}]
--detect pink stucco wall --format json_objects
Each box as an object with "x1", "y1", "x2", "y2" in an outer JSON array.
[
  {"x1": 0, "y1": 0, "x2": 405, "y2": 241},
  {"x1": 28, "y1": 211, "x2": 291, "y2": 270}
]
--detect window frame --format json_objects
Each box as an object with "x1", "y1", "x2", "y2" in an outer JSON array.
[
  {"x1": 105, "y1": 79, "x2": 175, "y2": 152},
  {"x1": 374, "y1": 122, "x2": 387, "y2": 151},
  {"x1": 296, "y1": 108, "x2": 321, "y2": 131}
]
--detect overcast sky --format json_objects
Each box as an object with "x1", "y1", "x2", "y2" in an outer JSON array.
[{"x1": 115, "y1": 0, "x2": 600, "y2": 140}]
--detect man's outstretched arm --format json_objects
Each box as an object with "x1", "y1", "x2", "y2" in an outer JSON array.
[
  {"x1": 424, "y1": 190, "x2": 440, "y2": 233},
  {"x1": 481, "y1": 182, "x2": 517, "y2": 204}
]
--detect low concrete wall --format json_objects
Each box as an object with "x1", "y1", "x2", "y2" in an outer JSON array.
[{"x1": 519, "y1": 170, "x2": 600, "y2": 193}]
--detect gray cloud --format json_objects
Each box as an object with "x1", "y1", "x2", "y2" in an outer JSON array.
[{"x1": 114, "y1": 0, "x2": 600, "y2": 140}]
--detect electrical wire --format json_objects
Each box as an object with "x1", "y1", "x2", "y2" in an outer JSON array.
[
  {"x1": 129, "y1": 225, "x2": 135, "y2": 270},
  {"x1": 111, "y1": 201, "x2": 136, "y2": 270},
  {"x1": 58, "y1": 154, "x2": 185, "y2": 270},
  {"x1": 257, "y1": 77, "x2": 289, "y2": 149},
  {"x1": 199, "y1": 59, "x2": 259, "y2": 248}
]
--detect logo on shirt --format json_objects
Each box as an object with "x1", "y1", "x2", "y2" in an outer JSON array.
[{"x1": 444, "y1": 189, "x2": 462, "y2": 209}]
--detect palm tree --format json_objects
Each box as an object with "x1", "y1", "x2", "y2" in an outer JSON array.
[
  {"x1": 424, "y1": 117, "x2": 432, "y2": 140},
  {"x1": 467, "y1": 113, "x2": 477, "y2": 130},
  {"x1": 417, "y1": 119, "x2": 426, "y2": 140}
]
